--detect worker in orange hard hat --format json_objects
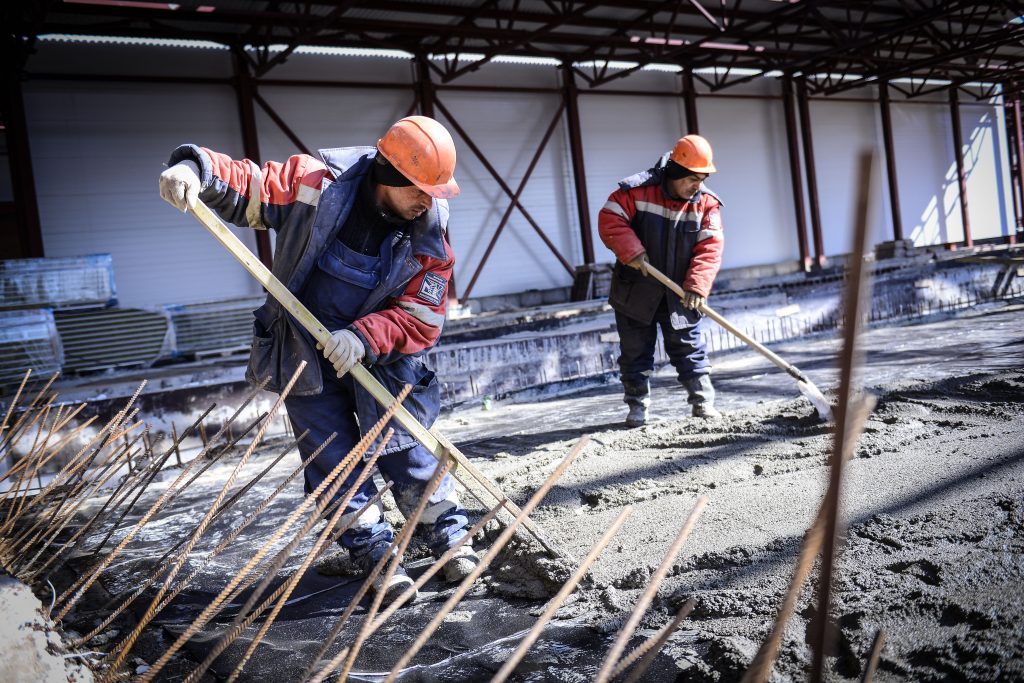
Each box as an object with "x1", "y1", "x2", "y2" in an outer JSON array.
[
  {"x1": 598, "y1": 133, "x2": 726, "y2": 427},
  {"x1": 158, "y1": 115, "x2": 475, "y2": 606}
]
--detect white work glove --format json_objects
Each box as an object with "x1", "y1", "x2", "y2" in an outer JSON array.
[
  {"x1": 626, "y1": 252, "x2": 650, "y2": 277},
  {"x1": 318, "y1": 329, "x2": 366, "y2": 377},
  {"x1": 158, "y1": 160, "x2": 201, "y2": 212},
  {"x1": 680, "y1": 290, "x2": 706, "y2": 310}
]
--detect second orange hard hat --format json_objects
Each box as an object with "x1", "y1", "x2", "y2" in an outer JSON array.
[
  {"x1": 377, "y1": 115, "x2": 460, "y2": 199},
  {"x1": 669, "y1": 134, "x2": 717, "y2": 174}
]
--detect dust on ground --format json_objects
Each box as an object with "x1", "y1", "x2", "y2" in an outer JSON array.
[{"x1": 55, "y1": 305, "x2": 1024, "y2": 681}]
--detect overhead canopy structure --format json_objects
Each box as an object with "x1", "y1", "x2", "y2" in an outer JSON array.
[{"x1": 6, "y1": 1, "x2": 1024, "y2": 98}]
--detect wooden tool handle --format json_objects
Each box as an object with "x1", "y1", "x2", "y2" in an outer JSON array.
[
  {"x1": 188, "y1": 201, "x2": 564, "y2": 557},
  {"x1": 642, "y1": 262, "x2": 807, "y2": 383}
]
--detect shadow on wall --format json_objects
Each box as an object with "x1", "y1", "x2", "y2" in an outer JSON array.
[{"x1": 911, "y1": 110, "x2": 1012, "y2": 245}]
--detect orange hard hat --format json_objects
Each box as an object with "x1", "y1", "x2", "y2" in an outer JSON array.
[
  {"x1": 376, "y1": 115, "x2": 459, "y2": 199},
  {"x1": 669, "y1": 134, "x2": 717, "y2": 174}
]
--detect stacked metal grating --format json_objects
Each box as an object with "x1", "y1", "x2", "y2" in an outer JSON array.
[
  {"x1": 0, "y1": 254, "x2": 117, "y2": 310},
  {"x1": 54, "y1": 307, "x2": 171, "y2": 374},
  {"x1": 0, "y1": 310, "x2": 63, "y2": 393},
  {"x1": 164, "y1": 295, "x2": 263, "y2": 358}
]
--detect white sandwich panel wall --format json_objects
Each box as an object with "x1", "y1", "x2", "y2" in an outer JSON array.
[
  {"x1": 805, "y1": 97, "x2": 891, "y2": 256},
  {"x1": 24, "y1": 79, "x2": 263, "y2": 308}
]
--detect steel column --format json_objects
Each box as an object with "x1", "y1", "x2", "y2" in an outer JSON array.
[
  {"x1": 682, "y1": 68, "x2": 699, "y2": 134},
  {"x1": 949, "y1": 87, "x2": 972, "y2": 248},
  {"x1": 2, "y1": 71, "x2": 44, "y2": 258},
  {"x1": 796, "y1": 77, "x2": 825, "y2": 267},
  {"x1": 1005, "y1": 98, "x2": 1022, "y2": 243},
  {"x1": 415, "y1": 56, "x2": 435, "y2": 118},
  {"x1": 562, "y1": 64, "x2": 595, "y2": 265},
  {"x1": 1012, "y1": 89, "x2": 1024, "y2": 241},
  {"x1": 232, "y1": 49, "x2": 273, "y2": 269},
  {"x1": 878, "y1": 80, "x2": 905, "y2": 242},
  {"x1": 781, "y1": 75, "x2": 811, "y2": 270}
]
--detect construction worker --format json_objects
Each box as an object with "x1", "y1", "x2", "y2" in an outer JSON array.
[
  {"x1": 598, "y1": 134, "x2": 724, "y2": 427},
  {"x1": 157, "y1": 116, "x2": 475, "y2": 605}
]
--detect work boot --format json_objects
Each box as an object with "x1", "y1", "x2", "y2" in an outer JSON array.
[
  {"x1": 625, "y1": 403, "x2": 647, "y2": 428},
  {"x1": 372, "y1": 564, "x2": 416, "y2": 606},
  {"x1": 691, "y1": 403, "x2": 722, "y2": 419},
  {"x1": 440, "y1": 544, "x2": 479, "y2": 583},
  {"x1": 682, "y1": 374, "x2": 721, "y2": 419}
]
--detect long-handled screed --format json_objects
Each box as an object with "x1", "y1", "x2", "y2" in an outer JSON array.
[
  {"x1": 184, "y1": 199, "x2": 566, "y2": 558},
  {"x1": 641, "y1": 262, "x2": 833, "y2": 421}
]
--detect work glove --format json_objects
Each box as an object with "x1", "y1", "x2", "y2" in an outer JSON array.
[
  {"x1": 318, "y1": 329, "x2": 366, "y2": 377},
  {"x1": 158, "y1": 160, "x2": 201, "y2": 212},
  {"x1": 680, "y1": 289, "x2": 706, "y2": 311},
  {"x1": 626, "y1": 252, "x2": 650, "y2": 277}
]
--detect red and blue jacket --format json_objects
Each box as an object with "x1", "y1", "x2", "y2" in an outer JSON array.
[
  {"x1": 598, "y1": 155, "x2": 724, "y2": 325},
  {"x1": 168, "y1": 144, "x2": 453, "y2": 451}
]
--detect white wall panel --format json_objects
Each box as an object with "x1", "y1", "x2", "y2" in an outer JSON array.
[
  {"x1": 25, "y1": 81, "x2": 262, "y2": 308},
  {"x1": 578, "y1": 88, "x2": 686, "y2": 265},
  {"x1": 696, "y1": 95, "x2": 799, "y2": 268},
  {"x1": 806, "y1": 99, "x2": 890, "y2": 256},
  {"x1": 892, "y1": 102, "x2": 966, "y2": 245},
  {"x1": 958, "y1": 104, "x2": 1015, "y2": 241}
]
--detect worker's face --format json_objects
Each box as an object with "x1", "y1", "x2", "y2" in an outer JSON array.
[
  {"x1": 376, "y1": 183, "x2": 433, "y2": 221},
  {"x1": 668, "y1": 172, "x2": 709, "y2": 200}
]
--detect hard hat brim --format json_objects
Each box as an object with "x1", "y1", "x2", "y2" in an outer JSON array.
[
  {"x1": 686, "y1": 162, "x2": 717, "y2": 173},
  {"x1": 412, "y1": 175, "x2": 460, "y2": 199}
]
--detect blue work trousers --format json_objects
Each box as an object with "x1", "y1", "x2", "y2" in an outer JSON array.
[
  {"x1": 616, "y1": 299, "x2": 710, "y2": 406},
  {"x1": 284, "y1": 365, "x2": 468, "y2": 565}
]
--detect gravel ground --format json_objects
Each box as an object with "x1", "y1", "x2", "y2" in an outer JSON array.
[{"x1": 56, "y1": 304, "x2": 1024, "y2": 681}]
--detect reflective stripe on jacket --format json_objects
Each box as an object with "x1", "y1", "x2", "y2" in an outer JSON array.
[
  {"x1": 167, "y1": 144, "x2": 453, "y2": 453},
  {"x1": 598, "y1": 155, "x2": 724, "y2": 325}
]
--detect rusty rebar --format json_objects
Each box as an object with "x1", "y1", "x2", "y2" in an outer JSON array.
[
  {"x1": 330, "y1": 456, "x2": 453, "y2": 683},
  {"x1": 810, "y1": 150, "x2": 875, "y2": 683},
  {"x1": 594, "y1": 496, "x2": 707, "y2": 683},
  {"x1": 740, "y1": 395, "x2": 873, "y2": 683},
  {"x1": 87, "y1": 407, "x2": 216, "y2": 557},
  {"x1": 53, "y1": 381, "x2": 265, "y2": 621},
  {"x1": 232, "y1": 448, "x2": 442, "y2": 683},
  {"x1": 100, "y1": 363, "x2": 308, "y2": 681},
  {"x1": 381, "y1": 435, "x2": 590, "y2": 683},
  {"x1": 302, "y1": 496, "x2": 508, "y2": 682},
  {"x1": 618, "y1": 598, "x2": 697, "y2": 683},
  {"x1": 861, "y1": 629, "x2": 886, "y2": 683},
  {"x1": 27, "y1": 442, "x2": 179, "y2": 583},
  {"x1": 492, "y1": 506, "x2": 633, "y2": 683},
  {"x1": 0, "y1": 368, "x2": 31, "y2": 438},
  {"x1": 172, "y1": 426, "x2": 396, "y2": 683},
  {"x1": 5, "y1": 422, "x2": 142, "y2": 560},
  {"x1": 74, "y1": 431, "x2": 325, "y2": 648},
  {"x1": 141, "y1": 385, "x2": 413, "y2": 683}
]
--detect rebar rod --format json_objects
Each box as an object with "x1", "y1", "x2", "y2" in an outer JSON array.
[
  {"x1": 861, "y1": 629, "x2": 886, "y2": 683},
  {"x1": 27, "y1": 443, "x2": 179, "y2": 582},
  {"x1": 87, "y1": 406, "x2": 216, "y2": 557},
  {"x1": 171, "y1": 428, "x2": 393, "y2": 683},
  {"x1": 53, "y1": 381, "x2": 265, "y2": 621},
  {"x1": 492, "y1": 506, "x2": 632, "y2": 683},
  {"x1": 330, "y1": 456, "x2": 453, "y2": 683},
  {"x1": 303, "y1": 496, "x2": 507, "y2": 682},
  {"x1": 5, "y1": 422, "x2": 142, "y2": 558},
  {"x1": 140, "y1": 385, "x2": 412, "y2": 683},
  {"x1": 619, "y1": 598, "x2": 696, "y2": 683},
  {"x1": 594, "y1": 496, "x2": 707, "y2": 683},
  {"x1": 381, "y1": 435, "x2": 590, "y2": 683},
  {"x1": 74, "y1": 431, "x2": 328, "y2": 648},
  {"x1": 0, "y1": 369, "x2": 31, "y2": 439},
  {"x1": 17, "y1": 439, "x2": 146, "y2": 578},
  {"x1": 100, "y1": 362, "x2": 307, "y2": 681}
]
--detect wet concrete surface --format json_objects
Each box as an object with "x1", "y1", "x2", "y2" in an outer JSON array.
[{"x1": 62, "y1": 302, "x2": 1024, "y2": 681}]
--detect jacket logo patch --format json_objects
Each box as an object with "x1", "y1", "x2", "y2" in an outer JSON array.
[{"x1": 417, "y1": 272, "x2": 446, "y2": 306}]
